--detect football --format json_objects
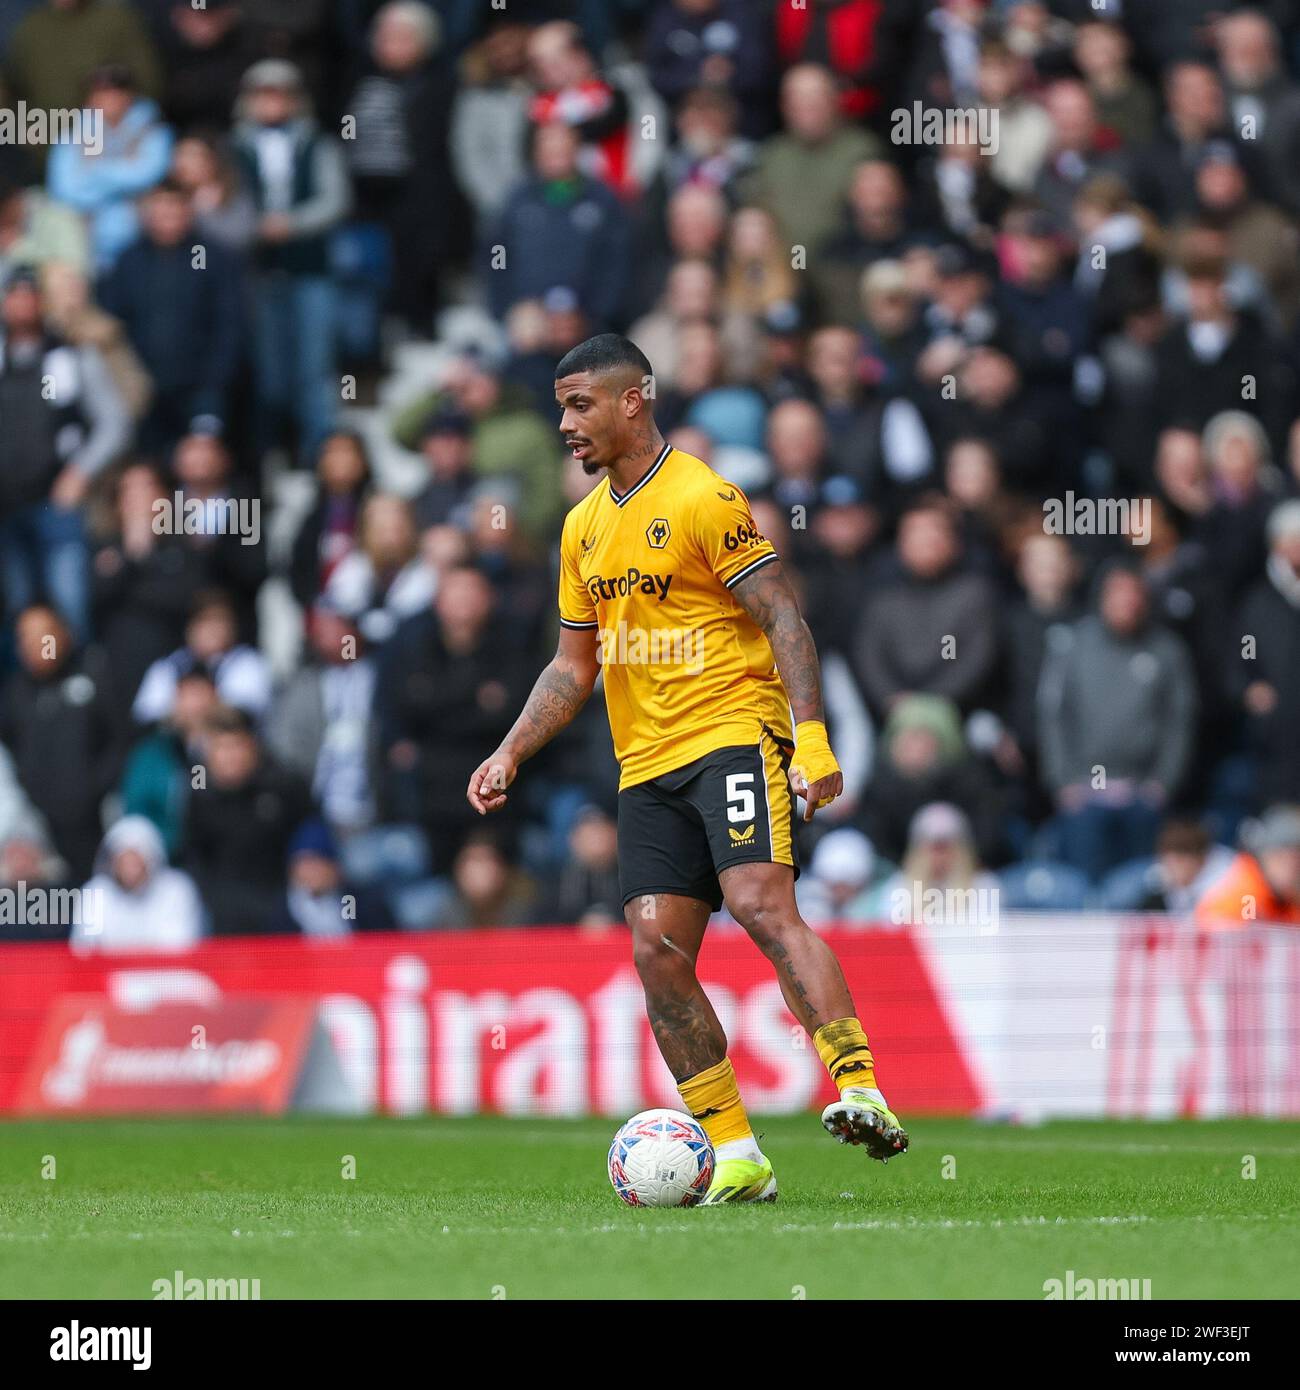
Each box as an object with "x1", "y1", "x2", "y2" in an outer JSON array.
[{"x1": 607, "y1": 1108, "x2": 715, "y2": 1208}]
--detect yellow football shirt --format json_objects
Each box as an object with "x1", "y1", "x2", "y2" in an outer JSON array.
[{"x1": 558, "y1": 444, "x2": 793, "y2": 788}]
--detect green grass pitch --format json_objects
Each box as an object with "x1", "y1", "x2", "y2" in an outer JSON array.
[{"x1": 1, "y1": 1115, "x2": 1297, "y2": 1299}]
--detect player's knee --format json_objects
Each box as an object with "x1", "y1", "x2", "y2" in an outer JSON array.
[
  {"x1": 730, "y1": 892, "x2": 796, "y2": 954},
  {"x1": 631, "y1": 932, "x2": 696, "y2": 990}
]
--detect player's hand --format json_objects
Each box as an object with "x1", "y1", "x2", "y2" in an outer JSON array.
[
  {"x1": 789, "y1": 720, "x2": 843, "y2": 822},
  {"x1": 467, "y1": 750, "x2": 517, "y2": 815}
]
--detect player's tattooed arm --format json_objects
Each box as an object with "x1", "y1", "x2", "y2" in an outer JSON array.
[
  {"x1": 509, "y1": 659, "x2": 591, "y2": 757},
  {"x1": 731, "y1": 560, "x2": 824, "y2": 723},
  {"x1": 467, "y1": 627, "x2": 599, "y2": 814}
]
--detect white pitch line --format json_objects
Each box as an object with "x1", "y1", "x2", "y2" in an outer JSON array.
[
  {"x1": 425, "y1": 1211, "x2": 1296, "y2": 1238},
  {"x1": 12, "y1": 1121, "x2": 1300, "y2": 1155},
  {"x1": 3, "y1": 1210, "x2": 1296, "y2": 1243},
  {"x1": 933, "y1": 1137, "x2": 1300, "y2": 1157}
]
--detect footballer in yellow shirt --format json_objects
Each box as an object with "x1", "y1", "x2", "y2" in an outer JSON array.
[{"x1": 468, "y1": 335, "x2": 907, "y2": 1199}]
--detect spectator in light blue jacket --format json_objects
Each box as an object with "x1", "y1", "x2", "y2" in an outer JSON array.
[{"x1": 47, "y1": 64, "x2": 173, "y2": 273}]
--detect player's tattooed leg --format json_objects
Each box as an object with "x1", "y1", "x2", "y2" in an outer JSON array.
[
  {"x1": 627, "y1": 893, "x2": 725, "y2": 1082},
  {"x1": 645, "y1": 981, "x2": 727, "y2": 1082},
  {"x1": 720, "y1": 862, "x2": 856, "y2": 1035}
]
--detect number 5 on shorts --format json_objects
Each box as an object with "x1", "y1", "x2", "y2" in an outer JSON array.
[{"x1": 726, "y1": 772, "x2": 755, "y2": 823}]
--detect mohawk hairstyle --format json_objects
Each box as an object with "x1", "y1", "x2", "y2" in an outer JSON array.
[{"x1": 554, "y1": 333, "x2": 653, "y2": 383}]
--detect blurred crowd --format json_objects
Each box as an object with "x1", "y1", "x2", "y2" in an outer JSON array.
[{"x1": 2, "y1": 0, "x2": 1300, "y2": 949}]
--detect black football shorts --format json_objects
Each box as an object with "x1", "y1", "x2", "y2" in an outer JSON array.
[{"x1": 617, "y1": 727, "x2": 801, "y2": 912}]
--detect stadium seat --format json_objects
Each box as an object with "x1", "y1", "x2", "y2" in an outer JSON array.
[
  {"x1": 341, "y1": 824, "x2": 431, "y2": 888},
  {"x1": 996, "y1": 862, "x2": 1092, "y2": 911},
  {"x1": 1094, "y1": 857, "x2": 1159, "y2": 911},
  {"x1": 389, "y1": 878, "x2": 453, "y2": 931}
]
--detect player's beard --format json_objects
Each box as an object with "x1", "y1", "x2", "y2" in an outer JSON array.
[
  {"x1": 573, "y1": 441, "x2": 606, "y2": 475},
  {"x1": 564, "y1": 434, "x2": 604, "y2": 474}
]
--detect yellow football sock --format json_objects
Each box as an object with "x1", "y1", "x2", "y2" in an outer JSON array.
[
  {"x1": 813, "y1": 1016, "x2": 877, "y2": 1092},
  {"x1": 678, "y1": 1057, "x2": 754, "y2": 1148}
]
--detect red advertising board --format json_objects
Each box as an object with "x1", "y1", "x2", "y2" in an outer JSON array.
[
  {"x1": 0, "y1": 927, "x2": 981, "y2": 1116},
  {"x1": 15, "y1": 996, "x2": 321, "y2": 1115}
]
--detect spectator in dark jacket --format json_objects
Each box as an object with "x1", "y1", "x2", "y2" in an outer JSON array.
[
  {"x1": 410, "y1": 408, "x2": 476, "y2": 531},
  {"x1": 288, "y1": 430, "x2": 374, "y2": 611},
  {"x1": 484, "y1": 120, "x2": 630, "y2": 330},
  {"x1": 800, "y1": 474, "x2": 883, "y2": 659},
  {"x1": 185, "y1": 704, "x2": 315, "y2": 934},
  {"x1": 909, "y1": 125, "x2": 1010, "y2": 249},
  {"x1": 463, "y1": 486, "x2": 549, "y2": 658},
  {"x1": 1233, "y1": 500, "x2": 1300, "y2": 806},
  {"x1": 376, "y1": 565, "x2": 524, "y2": 870},
  {"x1": 813, "y1": 160, "x2": 919, "y2": 326},
  {"x1": 99, "y1": 178, "x2": 243, "y2": 455},
  {"x1": 533, "y1": 804, "x2": 622, "y2": 927},
  {"x1": 927, "y1": 344, "x2": 1061, "y2": 494},
  {"x1": 1031, "y1": 79, "x2": 1124, "y2": 229},
  {"x1": 232, "y1": 59, "x2": 351, "y2": 462},
  {"x1": 0, "y1": 264, "x2": 130, "y2": 642},
  {"x1": 1127, "y1": 61, "x2": 1231, "y2": 222},
  {"x1": 644, "y1": 0, "x2": 774, "y2": 138},
  {"x1": 1038, "y1": 562, "x2": 1198, "y2": 880},
  {"x1": 995, "y1": 206, "x2": 1090, "y2": 440},
  {"x1": 428, "y1": 830, "x2": 538, "y2": 929},
  {"x1": 342, "y1": 1, "x2": 464, "y2": 332},
  {"x1": 266, "y1": 817, "x2": 394, "y2": 936},
  {"x1": 854, "y1": 495, "x2": 1000, "y2": 718},
  {"x1": 804, "y1": 324, "x2": 934, "y2": 507},
  {"x1": 1002, "y1": 531, "x2": 1082, "y2": 768},
  {"x1": 90, "y1": 461, "x2": 209, "y2": 729},
  {"x1": 167, "y1": 430, "x2": 268, "y2": 640},
  {"x1": 0, "y1": 602, "x2": 120, "y2": 879},
  {"x1": 1154, "y1": 256, "x2": 1291, "y2": 456},
  {"x1": 861, "y1": 694, "x2": 1004, "y2": 867},
  {"x1": 135, "y1": 0, "x2": 249, "y2": 134},
  {"x1": 1128, "y1": 494, "x2": 1232, "y2": 791},
  {"x1": 1200, "y1": 409, "x2": 1284, "y2": 607}
]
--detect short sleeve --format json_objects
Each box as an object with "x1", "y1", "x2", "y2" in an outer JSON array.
[
  {"x1": 558, "y1": 514, "x2": 598, "y2": 630},
  {"x1": 691, "y1": 483, "x2": 780, "y2": 591}
]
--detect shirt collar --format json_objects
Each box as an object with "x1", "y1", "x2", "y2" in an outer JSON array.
[{"x1": 607, "y1": 442, "x2": 672, "y2": 508}]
